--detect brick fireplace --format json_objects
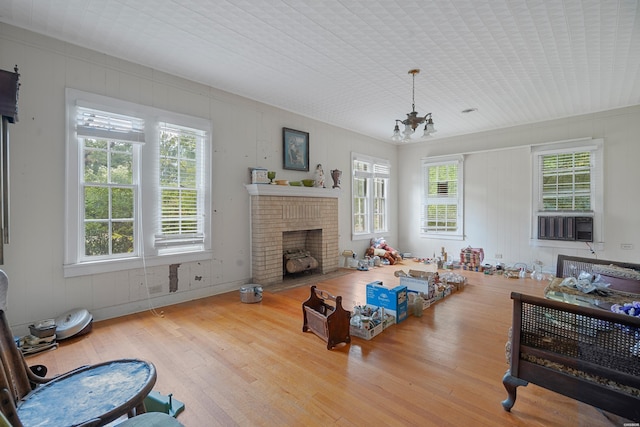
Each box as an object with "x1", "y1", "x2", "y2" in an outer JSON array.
[{"x1": 246, "y1": 184, "x2": 341, "y2": 286}]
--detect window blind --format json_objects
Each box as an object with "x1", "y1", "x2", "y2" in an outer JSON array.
[
  {"x1": 420, "y1": 156, "x2": 464, "y2": 237},
  {"x1": 155, "y1": 122, "x2": 206, "y2": 248},
  {"x1": 538, "y1": 150, "x2": 593, "y2": 211},
  {"x1": 76, "y1": 106, "x2": 145, "y2": 143}
]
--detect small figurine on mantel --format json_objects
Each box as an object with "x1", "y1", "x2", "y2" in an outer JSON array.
[
  {"x1": 331, "y1": 169, "x2": 342, "y2": 189},
  {"x1": 315, "y1": 164, "x2": 325, "y2": 188}
]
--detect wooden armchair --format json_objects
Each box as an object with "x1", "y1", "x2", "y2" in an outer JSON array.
[{"x1": 0, "y1": 270, "x2": 157, "y2": 426}]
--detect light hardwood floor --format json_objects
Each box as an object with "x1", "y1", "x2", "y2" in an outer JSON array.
[{"x1": 28, "y1": 263, "x2": 623, "y2": 426}]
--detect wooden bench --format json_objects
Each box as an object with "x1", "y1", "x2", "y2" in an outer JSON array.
[{"x1": 502, "y1": 255, "x2": 640, "y2": 421}]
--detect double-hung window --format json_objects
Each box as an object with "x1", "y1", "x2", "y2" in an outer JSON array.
[
  {"x1": 79, "y1": 107, "x2": 142, "y2": 260},
  {"x1": 352, "y1": 153, "x2": 390, "y2": 239},
  {"x1": 64, "y1": 89, "x2": 211, "y2": 277},
  {"x1": 156, "y1": 122, "x2": 207, "y2": 252},
  {"x1": 420, "y1": 156, "x2": 464, "y2": 239},
  {"x1": 531, "y1": 138, "x2": 603, "y2": 246}
]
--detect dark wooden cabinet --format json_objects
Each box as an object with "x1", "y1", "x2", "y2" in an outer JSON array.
[
  {"x1": 0, "y1": 66, "x2": 19, "y2": 264},
  {"x1": 0, "y1": 66, "x2": 19, "y2": 122}
]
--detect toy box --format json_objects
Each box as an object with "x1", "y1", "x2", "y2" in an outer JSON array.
[{"x1": 365, "y1": 281, "x2": 408, "y2": 323}]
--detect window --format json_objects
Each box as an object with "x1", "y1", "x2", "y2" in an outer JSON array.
[
  {"x1": 65, "y1": 89, "x2": 211, "y2": 277},
  {"x1": 81, "y1": 128, "x2": 137, "y2": 259},
  {"x1": 539, "y1": 151, "x2": 591, "y2": 211},
  {"x1": 420, "y1": 156, "x2": 464, "y2": 239},
  {"x1": 156, "y1": 123, "x2": 207, "y2": 251},
  {"x1": 351, "y1": 153, "x2": 390, "y2": 239},
  {"x1": 531, "y1": 138, "x2": 603, "y2": 245}
]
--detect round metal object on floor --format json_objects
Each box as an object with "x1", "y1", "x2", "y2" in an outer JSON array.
[{"x1": 55, "y1": 308, "x2": 93, "y2": 340}]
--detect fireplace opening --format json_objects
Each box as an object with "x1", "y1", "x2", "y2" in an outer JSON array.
[
  {"x1": 283, "y1": 249, "x2": 319, "y2": 274},
  {"x1": 282, "y1": 229, "x2": 322, "y2": 278}
]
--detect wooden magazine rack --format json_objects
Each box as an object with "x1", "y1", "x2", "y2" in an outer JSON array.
[{"x1": 302, "y1": 285, "x2": 351, "y2": 350}]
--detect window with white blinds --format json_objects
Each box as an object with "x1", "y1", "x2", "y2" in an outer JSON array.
[
  {"x1": 352, "y1": 153, "x2": 390, "y2": 239},
  {"x1": 420, "y1": 156, "x2": 464, "y2": 239},
  {"x1": 65, "y1": 89, "x2": 211, "y2": 277},
  {"x1": 156, "y1": 123, "x2": 206, "y2": 249},
  {"x1": 80, "y1": 125, "x2": 138, "y2": 260},
  {"x1": 540, "y1": 151, "x2": 592, "y2": 211},
  {"x1": 531, "y1": 138, "x2": 603, "y2": 246},
  {"x1": 76, "y1": 106, "x2": 146, "y2": 143},
  {"x1": 534, "y1": 148, "x2": 597, "y2": 212}
]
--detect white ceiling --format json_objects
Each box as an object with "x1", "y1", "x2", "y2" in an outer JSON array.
[{"x1": 1, "y1": 0, "x2": 639, "y2": 143}]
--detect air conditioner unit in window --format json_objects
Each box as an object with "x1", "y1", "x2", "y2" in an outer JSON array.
[{"x1": 537, "y1": 216, "x2": 593, "y2": 242}]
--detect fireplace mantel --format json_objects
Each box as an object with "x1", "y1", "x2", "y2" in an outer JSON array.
[{"x1": 245, "y1": 184, "x2": 341, "y2": 198}]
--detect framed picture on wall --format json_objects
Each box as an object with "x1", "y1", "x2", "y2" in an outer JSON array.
[{"x1": 283, "y1": 127, "x2": 309, "y2": 171}]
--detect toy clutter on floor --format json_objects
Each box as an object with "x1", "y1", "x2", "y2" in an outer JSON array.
[{"x1": 365, "y1": 237, "x2": 402, "y2": 265}]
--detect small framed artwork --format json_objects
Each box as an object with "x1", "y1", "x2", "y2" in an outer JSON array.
[{"x1": 283, "y1": 127, "x2": 309, "y2": 171}]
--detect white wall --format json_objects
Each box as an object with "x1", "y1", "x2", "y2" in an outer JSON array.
[
  {"x1": 398, "y1": 106, "x2": 640, "y2": 273},
  {"x1": 2, "y1": 23, "x2": 639, "y2": 333},
  {"x1": 0, "y1": 24, "x2": 397, "y2": 333}
]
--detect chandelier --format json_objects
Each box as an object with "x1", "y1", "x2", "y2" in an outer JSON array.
[{"x1": 391, "y1": 69, "x2": 436, "y2": 142}]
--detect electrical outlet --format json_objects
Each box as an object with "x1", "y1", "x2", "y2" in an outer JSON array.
[
  {"x1": 495, "y1": 254, "x2": 503, "y2": 259},
  {"x1": 621, "y1": 243, "x2": 634, "y2": 250}
]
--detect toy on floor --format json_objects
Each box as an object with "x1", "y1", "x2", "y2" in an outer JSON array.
[
  {"x1": 143, "y1": 390, "x2": 185, "y2": 418},
  {"x1": 365, "y1": 237, "x2": 402, "y2": 265}
]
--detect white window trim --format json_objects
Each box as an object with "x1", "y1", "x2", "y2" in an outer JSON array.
[
  {"x1": 420, "y1": 155, "x2": 465, "y2": 241},
  {"x1": 530, "y1": 137, "x2": 604, "y2": 249},
  {"x1": 351, "y1": 152, "x2": 390, "y2": 241},
  {"x1": 64, "y1": 88, "x2": 212, "y2": 277}
]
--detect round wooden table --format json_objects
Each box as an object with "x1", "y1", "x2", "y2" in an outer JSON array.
[{"x1": 17, "y1": 359, "x2": 156, "y2": 427}]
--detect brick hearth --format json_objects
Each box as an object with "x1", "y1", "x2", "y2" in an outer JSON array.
[{"x1": 246, "y1": 185, "x2": 340, "y2": 286}]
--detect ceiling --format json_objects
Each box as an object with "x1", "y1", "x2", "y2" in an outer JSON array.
[{"x1": 1, "y1": 0, "x2": 639, "y2": 143}]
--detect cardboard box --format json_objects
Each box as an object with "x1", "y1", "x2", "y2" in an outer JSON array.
[
  {"x1": 350, "y1": 304, "x2": 390, "y2": 340},
  {"x1": 350, "y1": 322, "x2": 384, "y2": 340},
  {"x1": 400, "y1": 276, "x2": 436, "y2": 300},
  {"x1": 365, "y1": 281, "x2": 408, "y2": 323}
]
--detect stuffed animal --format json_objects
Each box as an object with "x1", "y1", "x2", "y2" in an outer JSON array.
[
  {"x1": 367, "y1": 237, "x2": 402, "y2": 265},
  {"x1": 365, "y1": 246, "x2": 396, "y2": 265}
]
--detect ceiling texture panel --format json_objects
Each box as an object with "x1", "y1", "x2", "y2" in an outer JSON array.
[{"x1": 0, "y1": 0, "x2": 638, "y2": 143}]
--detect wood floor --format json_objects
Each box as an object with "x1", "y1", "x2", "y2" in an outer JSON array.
[{"x1": 28, "y1": 263, "x2": 623, "y2": 426}]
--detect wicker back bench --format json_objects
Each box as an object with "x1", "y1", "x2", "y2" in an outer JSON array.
[{"x1": 502, "y1": 255, "x2": 640, "y2": 421}]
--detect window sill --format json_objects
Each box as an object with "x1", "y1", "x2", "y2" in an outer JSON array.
[
  {"x1": 352, "y1": 232, "x2": 389, "y2": 241},
  {"x1": 529, "y1": 239, "x2": 603, "y2": 251},
  {"x1": 420, "y1": 233, "x2": 464, "y2": 241},
  {"x1": 63, "y1": 250, "x2": 213, "y2": 278}
]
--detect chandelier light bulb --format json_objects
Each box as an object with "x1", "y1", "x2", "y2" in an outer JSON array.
[
  {"x1": 391, "y1": 122, "x2": 402, "y2": 141},
  {"x1": 423, "y1": 117, "x2": 437, "y2": 137}
]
